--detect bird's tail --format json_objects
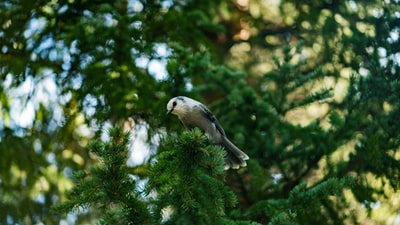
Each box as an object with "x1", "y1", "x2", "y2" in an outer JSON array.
[{"x1": 221, "y1": 137, "x2": 249, "y2": 170}]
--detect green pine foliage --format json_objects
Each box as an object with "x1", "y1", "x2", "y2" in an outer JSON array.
[
  {"x1": 54, "y1": 127, "x2": 258, "y2": 224},
  {"x1": 148, "y1": 128, "x2": 248, "y2": 225},
  {"x1": 1, "y1": 0, "x2": 399, "y2": 224},
  {"x1": 53, "y1": 126, "x2": 151, "y2": 225}
]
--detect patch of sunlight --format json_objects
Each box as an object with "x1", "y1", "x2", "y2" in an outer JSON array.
[
  {"x1": 285, "y1": 102, "x2": 329, "y2": 127},
  {"x1": 72, "y1": 154, "x2": 84, "y2": 166},
  {"x1": 33, "y1": 177, "x2": 50, "y2": 193},
  {"x1": 330, "y1": 139, "x2": 357, "y2": 163},
  {"x1": 127, "y1": 122, "x2": 162, "y2": 167},
  {"x1": 356, "y1": 22, "x2": 375, "y2": 37},
  {"x1": 282, "y1": 2, "x2": 297, "y2": 25},
  {"x1": 364, "y1": 174, "x2": 400, "y2": 225},
  {"x1": 62, "y1": 149, "x2": 73, "y2": 159},
  {"x1": 10, "y1": 164, "x2": 27, "y2": 185},
  {"x1": 330, "y1": 77, "x2": 349, "y2": 103},
  {"x1": 265, "y1": 35, "x2": 280, "y2": 45},
  {"x1": 257, "y1": 0, "x2": 281, "y2": 22}
]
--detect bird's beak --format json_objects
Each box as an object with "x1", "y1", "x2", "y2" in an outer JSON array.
[{"x1": 167, "y1": 109, "x2": 173, "y2": 114}]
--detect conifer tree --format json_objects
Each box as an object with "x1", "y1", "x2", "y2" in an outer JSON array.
[
  {"x1": 148, "y1": 128, "x2": 254, "y2": 225},
  {"x1": 54, "y1": 127, "x2": 259, "y2": 224},
  {"x1": 54, "y1": 126, "x2": 151, "y2": 224},
  {"x1": 1, "y1": 0, "x2": 399, "y2": 224}
]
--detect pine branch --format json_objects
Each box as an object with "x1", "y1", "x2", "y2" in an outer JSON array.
[
  {"x1": 245, "y1": 177, "x2": 355, "y2": 225},
  {"x1": 52, "y1": 126, "x2": 152, "y2": 225},
  {"x1": 148, "y1": 129, "x2": 256, "y2": 225}
]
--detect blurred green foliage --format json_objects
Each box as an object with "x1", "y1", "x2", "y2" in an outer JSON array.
[{"x1": 0, "y1": 0, "x2": 399, "y2": 224}]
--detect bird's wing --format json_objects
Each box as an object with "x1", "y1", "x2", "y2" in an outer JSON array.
[{"x1": 197, "y1": 104, "x2": 226, "y2": 136}]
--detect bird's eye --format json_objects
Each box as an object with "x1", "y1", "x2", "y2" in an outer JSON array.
[{"x1": 173, "y1": 101, "x2": 177, "y2": 106}]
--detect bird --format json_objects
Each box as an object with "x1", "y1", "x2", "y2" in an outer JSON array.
[{"x1": 166, "y1": 96, "x2": 249, "y2": 170}]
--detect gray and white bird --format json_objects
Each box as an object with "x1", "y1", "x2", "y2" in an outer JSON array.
[{"x1": 166, "y1": 96, "x2": 249, "y2": 170}]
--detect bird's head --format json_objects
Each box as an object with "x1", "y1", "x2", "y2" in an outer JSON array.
[
  {"x1": 167, "y1": 96, "x2": 200, "y2": 116},
  {"x1": 166, "y1": 96, "x2": 187, "y2": 116}
]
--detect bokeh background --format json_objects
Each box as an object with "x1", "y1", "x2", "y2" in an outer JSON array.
[{"x1": 0, "y1": 0, "x2": 399, "y2": 224}]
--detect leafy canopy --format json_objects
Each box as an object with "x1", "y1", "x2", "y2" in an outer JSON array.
[{"x1": 0, "y1": 0, "x2": 399, "y2": 224}]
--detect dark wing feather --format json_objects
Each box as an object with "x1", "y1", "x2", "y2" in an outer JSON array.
[{"x1": 198, "y1": 104, "x2": 226, "y2": 136}]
